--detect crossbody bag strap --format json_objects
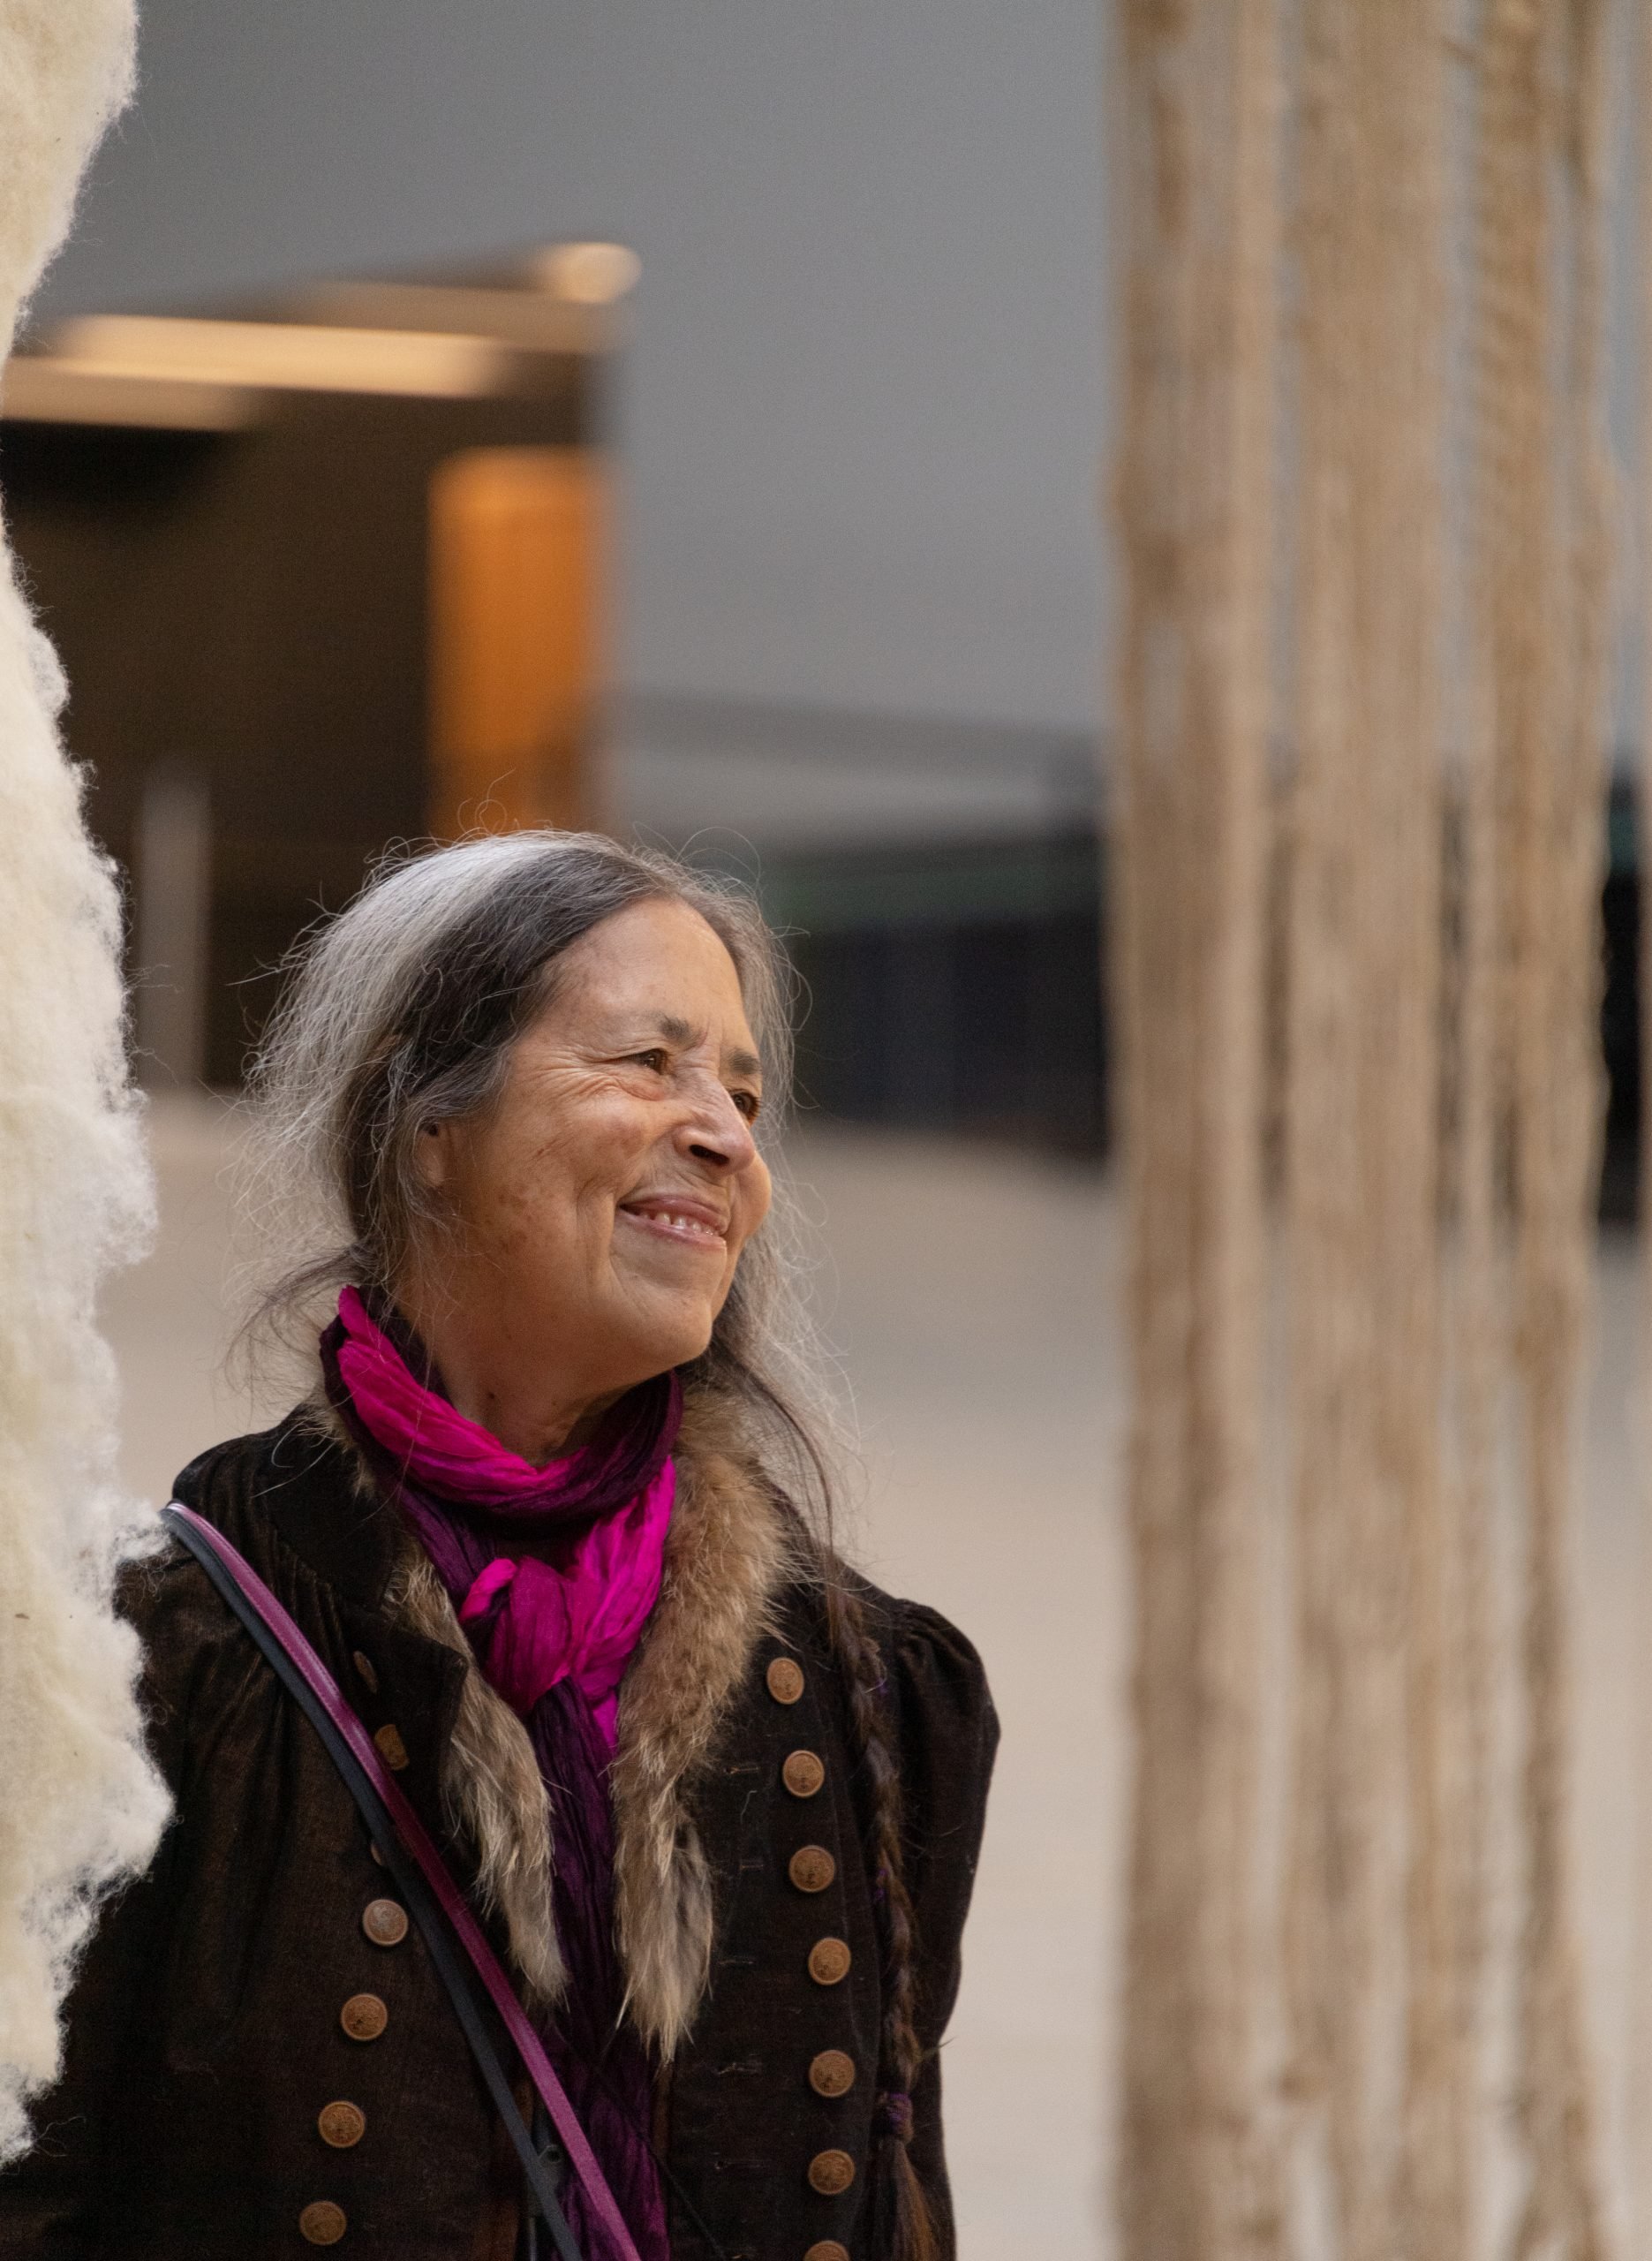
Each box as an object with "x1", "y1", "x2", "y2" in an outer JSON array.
[{"x1": 161, "y1": 1502, "x2": 644, "y2": 2261}]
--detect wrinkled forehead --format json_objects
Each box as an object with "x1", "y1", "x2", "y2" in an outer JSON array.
[{"x1": 532, "y1": 897, "x2": 764, "y2": 1070}]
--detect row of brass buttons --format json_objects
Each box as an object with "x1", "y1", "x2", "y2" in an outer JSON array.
[
  {"x1": 807, "y1": 2150, "x2": 856, "y2": 2197},
  {"x1": 303, "y1": 1669, "x2": 402, "y2": 2241},
  {"x1": 810, "y1": 2049, "x2": 855, "y2": 2098},
  {"x1": 783, "y1": 1747, "x2": 826, "y2": 1799},
  {"x1": 791, "y1": 1843, "x2": 834, "y2": 1893},
  {"x1": 301, "y1": 1883, "x2": 411, "y2": 2242},
  {"x1": 362, "y1": 1897, "x2": 409, "y2": 1947},
  {"x1": 808, "y1": 1936, "x2": 851, "y2": 1986},
  {"x1": 340, "y1": 1993, "x2": 387, "y2": 2043},
  {"x1": 354, "y1": 1648, "x2": 410, "y2": 1777},
  {"x1": 373, "y1": 1722, "x2": 410, "y2": 1773},
  {"x1": 769, "y1": 1656, "x2": 858, "y2": 2252},
  {"x1": 319, "y1": 2101, "x2": 366, "y2": 2149}
]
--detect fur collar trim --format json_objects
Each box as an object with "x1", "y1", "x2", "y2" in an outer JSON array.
[
  {"x1": 336, "y1": 1386, "x2": 803, "y2": 2054},
  {"x1": 609, "y1": 1388, "x2": 798, "y2": 2052}
]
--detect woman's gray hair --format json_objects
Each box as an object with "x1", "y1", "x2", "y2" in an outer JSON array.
[{"x1": 238, "y1": 829, "x2": 838, "y2": 1522}]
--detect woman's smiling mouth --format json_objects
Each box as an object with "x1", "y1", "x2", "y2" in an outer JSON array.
[{"x1": 618, "y1": 1195, "x2": 728, "y2": 1249}]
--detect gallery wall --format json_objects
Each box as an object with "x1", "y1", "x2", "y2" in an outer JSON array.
[{"x1": 37, "y1": 0, "x2": 1109, "y2": 737}]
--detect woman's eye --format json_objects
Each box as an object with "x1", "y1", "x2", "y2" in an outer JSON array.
[
  {"x1": 731, "y1": 1088, "x2": 761, "y2": 1122},
  {"x1": 630, "y1": 1048, "x2": 669, "y2": 1073}
]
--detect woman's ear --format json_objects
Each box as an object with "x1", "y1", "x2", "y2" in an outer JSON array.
[{"x1": 413, "y1": 1117, "x2": 453, "y2": 1192}]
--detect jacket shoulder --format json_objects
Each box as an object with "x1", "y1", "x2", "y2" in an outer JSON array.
[
  {"x1": 171, "y1": 1408, "x2": 348, "y2": 1542},
  {"x1": 170, "y1": 1406, "x2": 405, "y2": 1609},
  {"x1": 772, "y1": 1563, "x2": 999, "y2": 1886},
  {"x1": 112, "y1": 1537, "x2": 260, "y2": 1797},
  {"x1": 856, "y1": 1581, "x2": 999, "y2": 1830},
  {"x1": 124, "y1": 1408, "x2": 392, "y2": 1788},
  {"x1": 778, "y1": 1562, "x2": 998, "y2": 1748}
]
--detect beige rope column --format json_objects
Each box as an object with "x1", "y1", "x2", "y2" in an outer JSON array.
[
  {"x1": 1470, "y1": 7, "x2": 1614, "y2": 2257},
  {"x1": 1635, "y1": 4, "x2": 1652, "y2": 2246},
  {"x1": 1112, "y1": 4, "x2": 1280, "y2": 2257},
  {"x1": 1112, "y1": 4, "x2": 1620, "y2": 2256},
  {"x1": 1282, "y1": 6, "x2": 1461, "y2": 2259}
]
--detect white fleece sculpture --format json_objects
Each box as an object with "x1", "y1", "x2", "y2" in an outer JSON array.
[{"x1": 0, "y1": 0, "x2": 170, "y2": 2162}]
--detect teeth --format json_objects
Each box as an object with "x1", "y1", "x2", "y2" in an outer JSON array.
[{"x1": 634, "y1": 1206, "x2": 719, "y2": 1238}]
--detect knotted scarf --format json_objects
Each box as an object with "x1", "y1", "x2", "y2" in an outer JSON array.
[{"x1": 321, "y1": 1285, "x2": 678, "y2": 2261}]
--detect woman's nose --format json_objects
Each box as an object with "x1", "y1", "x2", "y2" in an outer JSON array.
[{"x1": 676, "y1": 1081, "x2": 759, "y2": 1172}]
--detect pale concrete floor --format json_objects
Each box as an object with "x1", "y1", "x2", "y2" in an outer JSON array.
[{"x1": 100, "y1": 1096, "x2": 1651, "y2": 2261}]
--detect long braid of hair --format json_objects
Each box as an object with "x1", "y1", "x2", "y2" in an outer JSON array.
[{"x1": 823, "y1": 1569, "x2": 940, "y2": 2261}]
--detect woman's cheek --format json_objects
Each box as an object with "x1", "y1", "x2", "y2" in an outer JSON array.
[{"x1": 743, "y1": 1163, "x2": 774, "y2": 1238}]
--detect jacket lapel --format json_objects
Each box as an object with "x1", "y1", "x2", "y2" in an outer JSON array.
[{"x1": 609, "y1": 1390, "x2": 798, "y2": 2053}]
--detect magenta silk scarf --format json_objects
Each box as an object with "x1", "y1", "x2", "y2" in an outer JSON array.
[
  {"x1": 321, "y1": 1286, "x2": 679, "y2": 2261},
  {"x1": 329, "y1": 1285, "x2": 676, "y2": 1747}
]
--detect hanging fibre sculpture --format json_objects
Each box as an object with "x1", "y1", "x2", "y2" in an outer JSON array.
[
  {"x1": 1473, "y1": 11, "x2": 1613, "y2": 2261},
  {"x1": 1284, "y1": 6, "x2": 1462, "y2": 2260},
  {"x1": 0, "y1": 0, "x2": 170, "y2": 2160},
  {"x1": 1113, "y1": 4, "x2": 1279, "y2": 2257},
  {"x1": 1113, "y1": 2, "x2": 1615, "y2": 2256}
]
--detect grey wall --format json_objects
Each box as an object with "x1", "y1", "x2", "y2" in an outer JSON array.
[{"x1": 38, "y1": 0, "x2": 1109, "y2": 737}]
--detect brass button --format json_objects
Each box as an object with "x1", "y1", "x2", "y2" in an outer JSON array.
[
  {"x1": 808, "y1": 1936, "x2": 852, "y2": 1986},
  {"x1": 766, "y1": 1655, "x2": 805, "y2": 1705},
  {"x1": 807, "y1": 2149, "x2": 856, "y2": 2197},
  {"x1": 782, "y1": 1750, "x2": 826, "y2": 1799},
  {"x1": 352, "y1": 1651, "x2": 379, "y2": 1694},
  {"x1": 362, "y1": 1899, "x2": 409, "y2": 1947},
  {"x1": 804, "y1": 2245, "x2": 850, "y2": 2261},
  {"x1": 298, "y1": 2200, "x2": 347, "y2": 2244},
  {"x1": 809, "y1": 2049, "x2": 856, "y2": 2098},
  {"x1": 339, "y1": 1993, "x2": 388, "y2": 2042},
  {"x1": 373, "y1": 1722, "x2": 410, "y2": 1772},
  {"x1": 318, "y1": 2099, "x2": 366, "y2": 2149},
  {"x1": 789, "y1": 1845, "x2": 836, "y2": 1894}
]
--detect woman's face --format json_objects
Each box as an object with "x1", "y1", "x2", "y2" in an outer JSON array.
[{"x1": 407, "y1": 897, "x2": 773, "y2": 1436}]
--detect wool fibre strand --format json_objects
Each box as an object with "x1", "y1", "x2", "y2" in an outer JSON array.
[{"x1": 0, "y1": 0, "x2": 170, "y2": 2165}]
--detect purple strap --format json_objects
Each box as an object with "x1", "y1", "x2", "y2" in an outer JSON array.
[{"x1": 165, "y1": 1503, "x2": 643, "y2": 2261}]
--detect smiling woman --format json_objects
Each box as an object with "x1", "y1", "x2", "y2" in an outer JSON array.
[
  {"x1": 0, "y1": 831, "x2": 997, "y2": 2261},
  {"x1": 399, "y1": 898, "x2": 775, "y2": 1462}
]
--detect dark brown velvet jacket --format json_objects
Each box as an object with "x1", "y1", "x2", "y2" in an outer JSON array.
[{"x1": 0, "y1": 1412, "x2": 997, "y2": 2260}]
